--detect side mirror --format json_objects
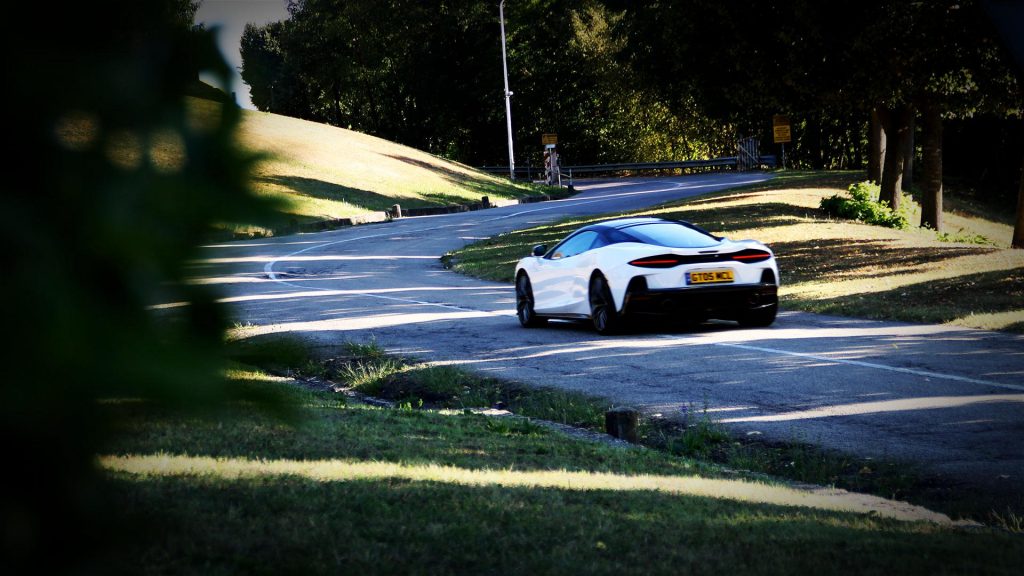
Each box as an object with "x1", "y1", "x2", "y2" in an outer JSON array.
[{"x1": 532, "y1": 244, "x2": 547, "y2": 257}]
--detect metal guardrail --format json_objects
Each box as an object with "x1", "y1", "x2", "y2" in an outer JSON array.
[
  {"x1": 562, "y1": 157, "x2": 737, "y2": 174},
  {"x1": 478, "y1": 155, "x2": 776, "y2": 179}
]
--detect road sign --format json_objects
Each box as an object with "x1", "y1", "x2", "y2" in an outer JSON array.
[
  {"x1": 772, "y1": 115, "x2": 791, "y2": 144},
  {"x1": 541, "y1": 133, "x2": 558, "y2": 145}
]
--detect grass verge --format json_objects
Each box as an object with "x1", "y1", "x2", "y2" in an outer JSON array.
[
  {"x1": 445, "y1": 170, "x2": 1024, "y2": 332},
  {"x1": 94, "y1": 335, "x2": 1024, "y2": 573}
]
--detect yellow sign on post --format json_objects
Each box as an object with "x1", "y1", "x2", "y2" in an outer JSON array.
[
  {"x1": 772, "y1": 115, "x2": 791, "y2": 144},
  {"x1": 541, "y1": 133, "x2": 558, "y2": 145}
]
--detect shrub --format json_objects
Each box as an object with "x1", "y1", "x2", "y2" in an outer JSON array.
[
  {"x1": 936, "y1": 229, "x2": 995, "y2": 245},
  {"x1": 819, "y1": 181, "x2": 909, "y2": 229}
]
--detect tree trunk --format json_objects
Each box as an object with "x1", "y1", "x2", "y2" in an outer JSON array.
[
  {"x1": 920, "y1": 103, "x2": 943, "y2": 232},
  {"x1": 807, "y1": 111, "x2": 823, "y2": 170},
  {"x1": 853, "y1": 119, "x2": 863, "y2": 170},
  {"x1": 331, "y1": 84, "x2": 343, "y2": 127},
  {"x1": 1014, "y1": 122, "x2": 1024, "y2": 248},
  {"x1": 902, "y1": 113, "x2": 915, "y2": 191},
  {"x1": 868, "y1": 107, "x2": 886, "y2": 183},
  {"x1": 878, "y1": 105, "x2": 911, "y2": 210}
]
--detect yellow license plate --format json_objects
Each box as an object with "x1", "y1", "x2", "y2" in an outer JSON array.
[{"x1": 687, "y1": 269, "x2": 734, "y2": 285}]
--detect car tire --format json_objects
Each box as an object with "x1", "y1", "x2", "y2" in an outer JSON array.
[
  {"x1": 589, "y1": 273, "x2": 621, "y2": 335},
  {"x1": 516, "y1": 273, "x2": 547, "y2": 328},
  {"x1": 738, "y1": 302, "x2": 778, "y2": 327}
]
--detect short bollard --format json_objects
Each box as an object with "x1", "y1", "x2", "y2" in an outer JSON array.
[
  {"x1": 481, "y1": 195, "x2": 490, "y2": 208},
  {"x1": 391, "y1": 204, "x2": 402, "y2": 218},
  {"x1": 605, "y1": 407, "x2": 639, "y2": 443}
]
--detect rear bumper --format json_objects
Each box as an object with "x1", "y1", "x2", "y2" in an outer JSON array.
[{"x1": 622, "y1": 282, "x2": 778, "y2": 318}]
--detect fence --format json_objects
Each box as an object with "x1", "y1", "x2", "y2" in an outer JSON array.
[
  {"x1": 736, "y1": 136, "x2": 761, "y2": 171},
  {"x1": 479, "y1": 154, "x2": 776, "y2": 180}
]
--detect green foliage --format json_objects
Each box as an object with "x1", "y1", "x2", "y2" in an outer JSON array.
[
  {"x1": 240, "y1": 0, "x2": 732, "y2": 166},
  {"x1": 3, "y1": 1, "x2": 275, "y2": 571},
  {"x1": 237, "y1": 0, "x2": 1022, "y2": 186},
  {"x1": 329, "y1": 342, "x2": 609, "y2": 429},
  {"x1": 342, "y1": 339, "x2": 388, "y2": 360},
  {"x1": 338, "y1": 357, "x2": 405, "y2": 396},
  {"x1": 936, "y1": 228, "x2": 996, "y2": 245},
  {"x1": 226, "y1": 335, "x2": 316, "y2": 369},
  {"x1": 240, "y1": 21, "x2": 313, "y2": 119},
  {"x1": 669, "y1": 403, "x2": 732, "y2": 459},
  {"x1": 820, "y1": 181, "x2": 910, "y2": 229}
]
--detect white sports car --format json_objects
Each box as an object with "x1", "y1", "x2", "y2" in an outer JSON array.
[{"x1": 514, "y1": 217, "x2": 779, "y2": 334}]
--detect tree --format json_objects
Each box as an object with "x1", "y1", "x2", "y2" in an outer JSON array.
[
  {"x1": 239, "y1": 0, "x2": 732, "y2": 166},
  {"x1": 868, "y1": 109, "x2": 886, "y2": 183},
  {"x1": 877, "y1": 105, "x2": 912, "y2": 212},
  {"x1": 241, "y1": 21, "x2": 314, "y2": 120},
  {"x1": 855, "y1": 1, "x2": 1020, "y2": 230},
  {"x1": 982, "y1": 0, "x2": 1024, "y2": 247}
]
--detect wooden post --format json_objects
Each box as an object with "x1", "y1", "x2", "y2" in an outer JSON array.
[
  {"x1": 391, "y1": 204, "x2": 402, "y2": 219},
  {"x1": 605, "y1": 407, "x2": 639, "y2": 443}
]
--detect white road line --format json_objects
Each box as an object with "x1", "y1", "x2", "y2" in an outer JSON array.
[
  {"x1": 713, "y1": 341, "x2": 1024, "y2": 392},
  {"x1": 259, "y1": 178, "x2": 718, "y2": 305},
  {"x1": 256, "y1": 194, "x2": 640, "y2": 311},
  {"x1": 252, "y1": 175, "x2": 1019, "y2": 395}
]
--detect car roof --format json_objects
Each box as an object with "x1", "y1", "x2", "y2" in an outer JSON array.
[{"x1": 579, "y1": 217, "x2": 678, "y2": 232}]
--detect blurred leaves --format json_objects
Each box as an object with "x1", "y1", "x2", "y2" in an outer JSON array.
[{"x1": 2, "y1": 1, "x2": 276, "y2": 572}]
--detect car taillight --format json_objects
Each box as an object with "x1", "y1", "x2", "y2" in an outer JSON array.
[
  {"x1": 730, "y1": 249, "x2": 772, "y2": 263},
  {"x1": 628, "y1": 255, "x2": 683, "y2": 268}
]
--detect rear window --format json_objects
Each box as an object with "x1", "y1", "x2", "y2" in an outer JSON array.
[{"x1": 621, "y1": 223, "x2": 719, "y2": 248}]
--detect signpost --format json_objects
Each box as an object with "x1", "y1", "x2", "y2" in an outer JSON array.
[
  {"x1": 772, "y1": 114, "x2": 791, "y2": 168},
  {"x1": 541, "y1": 134, "x2": 559, "y2": 185}
]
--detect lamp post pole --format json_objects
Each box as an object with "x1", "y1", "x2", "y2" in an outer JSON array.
[{"x1": 499, "y1": 0, "x2": 515, "y2": 180}]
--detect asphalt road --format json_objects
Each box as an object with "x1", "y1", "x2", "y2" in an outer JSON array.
[{"x1": 192, "y1": 172, "x2": 1024, "y2": 501}]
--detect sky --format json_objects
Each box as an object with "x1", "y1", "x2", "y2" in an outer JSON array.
[{"x1": 196, "y1": 0, "x2": 291, "y2": 110}]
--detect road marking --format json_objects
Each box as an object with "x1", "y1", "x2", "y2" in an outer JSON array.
[
  {"x1": 718, "y1": 393, "x2": 1024, "y2": 423},
  {"x1": 712, "y1": 341, "x2": 1024, "y2": 392},
  {"x1": 250, "y1": 171, "x2": 1021, "y2": 395},
  {"x1": 258, "y1": 177, "x2": 748, "y2": 306}
]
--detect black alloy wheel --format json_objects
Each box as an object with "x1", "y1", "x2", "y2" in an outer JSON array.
[
  {"x1": 516, "y1": 274, "x2": 546, "y2": 327},
  {"x1": 589, "y1": 274, "x2": 620, "y2": 335}
]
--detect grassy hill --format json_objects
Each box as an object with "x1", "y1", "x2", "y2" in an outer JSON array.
[{"x1": 187, "y1": 98, "x2": 546, "y2": 231}]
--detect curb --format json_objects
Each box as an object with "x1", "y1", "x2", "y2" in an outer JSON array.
[{"x1": 224, "y1": 193, "x2": 560, "y2": 241}]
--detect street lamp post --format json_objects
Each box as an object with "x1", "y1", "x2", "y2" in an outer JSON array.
[{"x1": 499, "y1": 0, "x2": 515, "y2": 180}]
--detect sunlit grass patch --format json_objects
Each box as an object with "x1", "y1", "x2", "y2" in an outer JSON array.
[
  {"x1": 223, "y1": 366, "x2": 292, "y2": 383},
  {"x1": 99, "y1": 453, "x2": 949, "y2": 524}
]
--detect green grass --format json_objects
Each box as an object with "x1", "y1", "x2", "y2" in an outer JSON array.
[
  {"x1": 101, "y1": 470, "x2": 1023, "y2": 575},
  {"x1": 445, "y1": 170, "x2": 1024, "y2": 332},
  {"x1": 307, "y1": 340, "x2": 613, "y2": 429},
  {"x1": 313, "y1": 342, "x2": 1022, "y2": 523},
  {"x1": 93, "y1": 336, "x2": 1024, "y2": 573},
  {"x1": 183, "y1": 98, "x2": 559, "y2": 234}
]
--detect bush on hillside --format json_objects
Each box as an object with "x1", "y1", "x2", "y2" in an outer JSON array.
[{"x1": 820, "y1": 181, "x2": 910, "y2": 229}]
